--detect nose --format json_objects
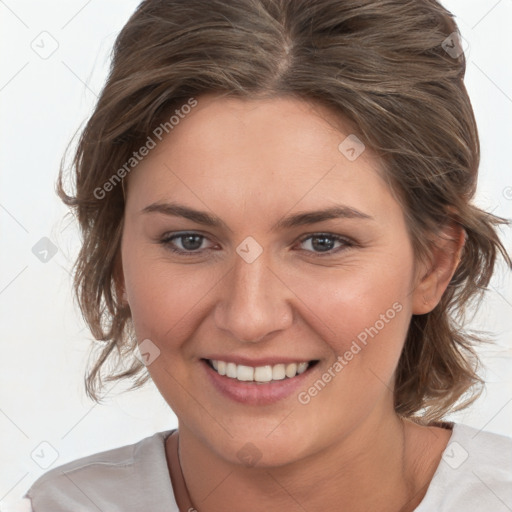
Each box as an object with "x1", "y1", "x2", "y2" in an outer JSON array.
[{"x1": 213, "y1": 248, "x2": 294, "y2": 343}]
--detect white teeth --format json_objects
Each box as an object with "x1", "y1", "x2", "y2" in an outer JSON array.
[
  {"x1": 297, "y1": 362, "x2": 309, "y2": 374},
  {"x1": 237, "y1": 365, "x2": 254, "y2": 381},
  {"x1": 208, "y1": 359, "x2": 313, "y2": 382},
  {"x1": 226, "y1": 362, "x2": 237, "y2": 378},
  {"x1": 254, "y1": 365, "x2": 273, "y2": 382},
  {"x1": 285, "y1": 363, "x2": 297, "y2": 378},
  {"x1": 272, "y1": 364, "x2": 286, "y2": 380}
]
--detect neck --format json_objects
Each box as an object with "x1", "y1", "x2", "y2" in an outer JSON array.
[{"x1": 168, "y1": 409, "x2": 434, "y2": 512}]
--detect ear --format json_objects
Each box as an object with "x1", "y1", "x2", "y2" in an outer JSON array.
[{"x1": 412, "y1": 221, "x2": 466, "y2": 315}]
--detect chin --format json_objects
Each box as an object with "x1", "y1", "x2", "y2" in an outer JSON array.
[{"x1": 196, "y1": 418, "x2": 316, "y2": 469}]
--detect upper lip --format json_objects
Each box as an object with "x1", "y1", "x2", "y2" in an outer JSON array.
[{"x1": 202, "y1": 355, "x2": 319, "y2": 367}]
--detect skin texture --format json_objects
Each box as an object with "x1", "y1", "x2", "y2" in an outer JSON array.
[{"x1": 118, "y1": 93, "x2": 464, "y2": 512}]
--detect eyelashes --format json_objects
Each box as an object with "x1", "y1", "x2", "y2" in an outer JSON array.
[
  {"x1": 160, "y1": 233, "x2": 209, "y2": 255},
  {"x1": 158, "y1": 231, "x2": 356, "y2": 258},
  {"x1": 297, "y1": 233, "x2": 354, "y2": 256}
]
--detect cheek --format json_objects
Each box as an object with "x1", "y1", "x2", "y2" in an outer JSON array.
[
  {"x1": 288, "y1": 254, "x2": 413, "y2": 375},
  {"x1": 122, "y1": 243, "x2": 225, "y2": 355},
  {"x1": 125, "y1": 247, "x2": 413, "y2": 351},
  {"x1": 285, "y1": 263, "x2": 412, "y2": 434}
]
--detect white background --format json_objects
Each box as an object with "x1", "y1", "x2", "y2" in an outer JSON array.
[{"x1": 1, "y1": 0, "x2": 511, "y2": 507}]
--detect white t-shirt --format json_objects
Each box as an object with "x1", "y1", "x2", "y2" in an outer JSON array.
[{"x1": 7, "y1": 422, "x2": 512, "y2": 511}]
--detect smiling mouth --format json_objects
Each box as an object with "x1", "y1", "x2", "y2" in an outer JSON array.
[{"x1": 202, "y1": 358, "x2": 320, "y2": 384}]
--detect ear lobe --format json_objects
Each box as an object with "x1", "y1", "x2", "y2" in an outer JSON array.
[{"x1": 412, "y1": 222, "x2": 466, "y2": 315}]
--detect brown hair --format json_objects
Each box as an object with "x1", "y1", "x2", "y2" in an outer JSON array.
[{"x1": 58, "y1": 0, "x2": 511, "y2": 422}]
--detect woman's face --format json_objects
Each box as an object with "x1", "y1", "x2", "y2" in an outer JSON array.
[{"x1": 120, "y1": 93, "x2": 425, "y2": 466}]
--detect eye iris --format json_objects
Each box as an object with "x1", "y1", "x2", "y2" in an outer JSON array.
[
  {"x1": 312, "y1": 235, "x2": 335, "y2": 252},
  {"x1": 181, "y1": 235, "x2": 203, "y2": 251}
]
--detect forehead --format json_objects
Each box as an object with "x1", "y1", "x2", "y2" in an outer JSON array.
[
  {"x1": 152, "y1": 93, "x2": 360, "y2": 165},
  {"x1": 125, "y1": 94, "x2": 399, "y2": 225}
]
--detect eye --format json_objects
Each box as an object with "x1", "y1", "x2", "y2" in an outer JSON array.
[
  {"x1": 296, "y1": 233, "x2": 354, "y2": 257},
  {"x1": 159, "y1": 231, "x2": 355, "y2": 258},
  {"x1": 159, "y1": 232, "x2": 214, "y2": 255}
]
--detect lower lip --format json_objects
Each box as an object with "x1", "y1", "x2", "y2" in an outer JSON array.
[{"x1": 201, "y1": 359, "x2": 318, "y2": 405}]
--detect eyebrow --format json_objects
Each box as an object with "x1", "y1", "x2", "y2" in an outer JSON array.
[{"x1": 141, "y1": 201, "x2": 374, "y2": 232}]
